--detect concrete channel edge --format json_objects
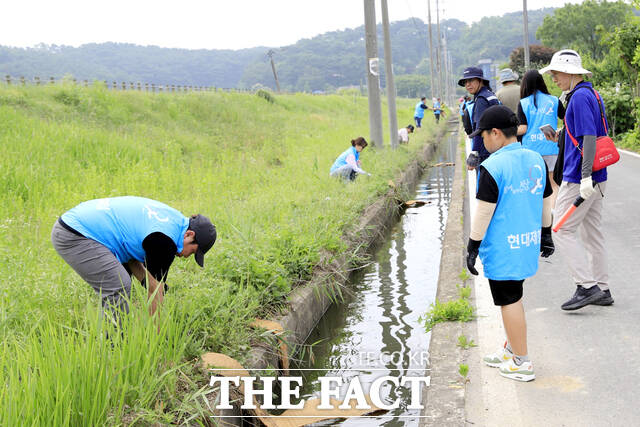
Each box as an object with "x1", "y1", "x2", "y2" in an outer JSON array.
[
  {"x1": 419, "y1": 129, "x2": 468, "y2": 426},
  {"x1": 209, "y1": 124, "x2": 451, "y2": 425}
]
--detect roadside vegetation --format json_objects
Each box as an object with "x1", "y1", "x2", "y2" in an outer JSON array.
[
  {"x1": 0, "y1": 83, "x2": 444, "y2": 424},
  {"x1": 421, "y1": 285, "x2": 474, "y2": 332}
]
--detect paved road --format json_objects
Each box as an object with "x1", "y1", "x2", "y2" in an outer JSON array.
[{"x1": 465, "y1": 146, "x2": 640, "y2": 426}]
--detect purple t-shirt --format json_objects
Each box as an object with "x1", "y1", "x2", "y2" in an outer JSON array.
[{"x1": 563, "y1": 81, "x2": 608, "y2": 183}]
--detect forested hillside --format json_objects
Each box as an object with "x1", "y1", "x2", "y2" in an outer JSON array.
[{"x1": 0, "y1": 8, "x2": 553, "y2": 92}]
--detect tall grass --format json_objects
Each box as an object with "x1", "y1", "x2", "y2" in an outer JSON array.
[{"x1": 0, "y1": 82, "x2": 442, "y2": 424}]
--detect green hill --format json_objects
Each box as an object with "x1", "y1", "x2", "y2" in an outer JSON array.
[{"x1": 0, "y1": 8, "x2": 554, "y2": 92}]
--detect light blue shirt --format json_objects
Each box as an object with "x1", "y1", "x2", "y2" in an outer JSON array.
[{"x1": 61, "y1": 196, "x2": 189, "y2": 264}]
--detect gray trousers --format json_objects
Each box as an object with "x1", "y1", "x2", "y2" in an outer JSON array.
[
  {"x1": 330, "y1": 164, "x2": 357, "y2": 181},
  {"x1": 553, "y1": 181, "x2": 609, "y2": 290},
  {"x1": 51, "y1": 221, "x2": 132, "y2": 314}
]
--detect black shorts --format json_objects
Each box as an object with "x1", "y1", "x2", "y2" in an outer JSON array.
[{"x1": 488, "y1": 279, "x2": 524, "y2": 306}]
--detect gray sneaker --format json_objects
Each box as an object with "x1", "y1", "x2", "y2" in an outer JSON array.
[
  {"x1": 592, "y1": 289, "x2": 614, "y2": 306},
  {"x1": 561, "y1": 285, "x2": 606, "y2": 311}
]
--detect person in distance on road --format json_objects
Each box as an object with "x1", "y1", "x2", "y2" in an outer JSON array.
[
  {"x1": 496, "y1": 68, "x2": 521, "y2": 114},
  {"x1": 329, "y1": 137, "x2": 370, "y2": 181},
  {"x1": 52, "y1": 196, "x2": 216, "y2": 318},
  {"x1": 466, "y1": 105, "x2": 555, "y2": 382}
]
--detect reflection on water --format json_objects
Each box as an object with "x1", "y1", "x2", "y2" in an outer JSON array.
[{"x1": 291, "y1": 133, "x2": 458, "y2": 426}]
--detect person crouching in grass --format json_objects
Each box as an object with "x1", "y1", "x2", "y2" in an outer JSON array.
[
  {"x1": 466, "y1": 106, "x2": 555, "y2": 382},
  {"x1": 329, "y1": 137, "x2": 371, "y2": 181}
]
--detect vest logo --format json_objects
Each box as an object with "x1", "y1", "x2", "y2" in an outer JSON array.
[{"x1": 144, "y1": 204, "x2": 169, "y2": 222}]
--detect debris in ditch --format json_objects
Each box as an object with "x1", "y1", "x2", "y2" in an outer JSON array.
[
  {"x1": 250, "y1": 319, "x2": 290, "y2": 375},
  {"x1": 403, "y1": 200, "x2": 431, "y2": 208},
  {"x1": 201, "y1": 352, "x2": 387, "y2": 426},
  {"x1": 433, "y1": 162, "x2": 455, "y2": 167}
]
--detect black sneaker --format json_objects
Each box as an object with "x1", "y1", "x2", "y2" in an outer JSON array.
[
  {"x1": 561, "y1": 285, "x2": 607, "y2": 311},
  {"x1": 592, "y1": 289, "x2": 614, "y2": 306}
]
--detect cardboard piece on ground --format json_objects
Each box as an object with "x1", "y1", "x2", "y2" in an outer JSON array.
[
  {"x1": 250, "y1": 319, "x2": 290, "y2": 375},
  {"x1": 201, "y1": 352, "x2": 387, "y2": 427}
]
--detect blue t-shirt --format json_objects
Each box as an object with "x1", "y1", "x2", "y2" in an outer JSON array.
[
  {"x1": 61, "y1": 196, "x2": 189, "y2": 264},
  {"x1": 563, "y1": 81, "x2": 608, "y2": 183},
  {"x1": 414, "y1": 102, "x2": 427, "y2": 119},
  {"x1": 472, "y1": 86, "x2": 501, "y2": 159},
  {"x1": 433, "y1": 101, "x2": 442, "y2": 114}
]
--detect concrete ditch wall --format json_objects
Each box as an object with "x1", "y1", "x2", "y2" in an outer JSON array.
[
  {"x1": 210, "y1": 124, "x2": 451, "y2": 424},
  {"x1": 419, "y1": 129, "x2": 468, "y2": 425}
]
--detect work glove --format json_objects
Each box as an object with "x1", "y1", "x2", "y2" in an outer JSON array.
[
  {"x1": 466, "y1": 151, "x2": 480, "y2": 169},
  {"x1": 540, "y1": 227, "x2": 554, "y2": 258},
  {"x1": 580, "y1": 177, "x2": 595, "y2": 200},
  {"x1": 466, "y1": 239, "x2": 481, "y2": 276}
]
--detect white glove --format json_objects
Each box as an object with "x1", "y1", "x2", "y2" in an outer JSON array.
[{"x1": 580, "y1": 177, "x2": 595, "y2": 200}]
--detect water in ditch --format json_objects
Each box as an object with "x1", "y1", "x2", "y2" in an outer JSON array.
[{"x1": 290, "y1": 131, "x2": 458, "y2": 426}]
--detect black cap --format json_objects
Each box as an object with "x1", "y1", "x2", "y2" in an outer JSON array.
[
  {"x1": 469, "y1": 105, "x2": 519, "y2": 138},
  {"x1": 189, "y1": 214, "x2": 216, "y2": 267},
  {"x1": 458, "y1": 66, "x2": 491, "y2": 87}
]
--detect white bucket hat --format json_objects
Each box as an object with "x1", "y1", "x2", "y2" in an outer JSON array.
[{"x1": 539, "y1": 49, "x2": 592, "y2": 76}]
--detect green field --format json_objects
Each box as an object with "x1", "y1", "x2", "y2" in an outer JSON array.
[{"x1": 0, "y1": 83, "x2": 443, "y2": 425}]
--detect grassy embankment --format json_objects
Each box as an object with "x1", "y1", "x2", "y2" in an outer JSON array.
[{"x1": 0, "y1": 83, "x2": 444, "y2": 425}]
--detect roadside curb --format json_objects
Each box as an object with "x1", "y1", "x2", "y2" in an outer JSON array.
[{"x1": 419, "y1": 129, "x2": 468, "y2": 425}]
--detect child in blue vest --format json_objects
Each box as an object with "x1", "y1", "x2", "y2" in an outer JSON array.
[
  {"x1": 466, "y1": 106, "x2": 555, "y2": 382},
  {"x1": 330, "y1": 137, "x2": 370, "y2": 181},
  {"x1": 52, "y1": 197, "x2": 216, "y2": 317}
]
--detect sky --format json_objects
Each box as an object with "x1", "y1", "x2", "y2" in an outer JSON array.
[{"x1": 1, "y1": 0, "x2": 583, "y2": 50}]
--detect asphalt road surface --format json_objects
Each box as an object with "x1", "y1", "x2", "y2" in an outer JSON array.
[{"x1": 465, "y1": 147, "x2": 640, "y2": 427}]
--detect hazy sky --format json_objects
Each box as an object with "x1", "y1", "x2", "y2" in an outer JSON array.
[{"x1": 2, "y1": 0, "x2": 581, "y2": 50}]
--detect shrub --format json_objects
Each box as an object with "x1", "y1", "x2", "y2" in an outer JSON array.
[{"x1": 256, "y1": 88, "x2": 275, "y2": 103}]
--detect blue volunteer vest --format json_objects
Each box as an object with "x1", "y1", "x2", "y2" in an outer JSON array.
[
  {"x1": 433, "y1": 101, "x2": 441, "y2": 114},
  {"x1": 414, "y1": 102, "x2": 425, "y2": 119},
  {"x1": 330, "y1": 146, "x2": 359, "y2": 173},
  {"x1": 479, "y1": 143, "x2": 546, "y2": 280},
  {"x1": 521, "y1": 91, "x2": 559, "y2": 156},
  {"x1": 61, "y1": 196, "x2": 189, "y2": 264},
  {"x1": 465, "y1": 100, "x2": 475, "y2": 121}
]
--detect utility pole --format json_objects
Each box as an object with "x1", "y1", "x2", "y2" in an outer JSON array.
[
  {"x1": 381, "y1": 0, "x2": 398, "y2": 148},
  {"x1": 523, "y1": 0, "x2": 530, "y2": 71},
  {"x1": 442, "y1": 24, "x2": 450, "y2": 107},
  {"x1": 267, "y1": 49, "x2": 281, "y2": 92},
  {"x1": 427, "y1": 0, "x2": 436, "y2": 101},
  {"x1": 363, "y1": 0, "x2": 384, "y2": 148},
  {"x1": 435, "y1": 0, "x2": 443, "y2": 101}
]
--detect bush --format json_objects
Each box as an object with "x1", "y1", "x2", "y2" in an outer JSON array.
[
  {"x1": 598, "y1": 84, "x2": 636, "y2": 137},
  {"x1": 256, "y1": 88, "x2": 275, "y2": 103}
]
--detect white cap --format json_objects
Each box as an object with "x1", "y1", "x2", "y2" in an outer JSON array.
[{"x1": 539, "y1": 49, "x2": 592, "y2": 76}]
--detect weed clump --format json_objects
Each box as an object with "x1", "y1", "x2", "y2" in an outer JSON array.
[
  {"x1": 421, "y1": 285, "x2": 474, "y2": 332},
  {"x1": 256, "y1": 89, "x2": 275, "y2": 103}
]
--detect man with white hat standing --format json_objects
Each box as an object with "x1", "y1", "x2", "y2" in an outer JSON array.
[
  {"x1": 496, "y1": 68, "x2": 521, "y2": 114},
  {"x1": 539, "y1": 49, "x2": 614, "y2": 310}
]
